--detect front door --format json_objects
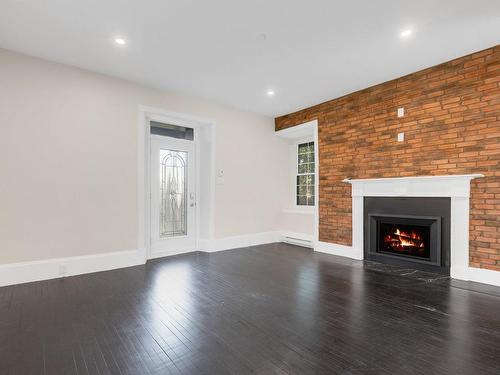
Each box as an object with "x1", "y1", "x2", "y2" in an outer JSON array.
[{"x1": 150, "y1": 135, "x2": 196, "y2": 256}]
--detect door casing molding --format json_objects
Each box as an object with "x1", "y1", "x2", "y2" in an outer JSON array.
[{"x1": 138, "y1": 105, "x2": 216, "y2": 260}]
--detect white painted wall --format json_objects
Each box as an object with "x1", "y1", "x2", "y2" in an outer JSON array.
[
  {"x1": 0, "y1": 48, "x2": 289, "y2": 265},
  {"x1": 279, "y1": 211, "x2": 314, "y2": 236}
]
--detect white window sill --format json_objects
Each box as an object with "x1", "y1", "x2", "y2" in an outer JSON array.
[{"x1": 282, "y1": 207, "x2": 315, "y2": 215}]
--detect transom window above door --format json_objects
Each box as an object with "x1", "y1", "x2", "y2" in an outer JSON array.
[
  {"x1": 150, "y1": 121, "x2": 194, "y2": 140},
  {"x1": 297, "y1": 141, "x2": 315, "y2": 206}
]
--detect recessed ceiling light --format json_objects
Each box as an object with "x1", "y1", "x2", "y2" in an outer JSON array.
[
  {"x1": 266, "y1": 90, "x2": 275, "y2": 97},
  {"x1": 400, "y1": 29, "x2": 413, "y2": 38},
  {"x1": 114, "y1": 37, "x2": 126, "y2": 45}
]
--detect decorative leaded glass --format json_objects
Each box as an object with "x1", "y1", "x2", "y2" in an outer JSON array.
[{"x1": 159, "y1": 149, "x2": 187, "y2": 237}]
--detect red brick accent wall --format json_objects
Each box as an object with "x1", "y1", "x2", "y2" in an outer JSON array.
[{"x1": 275, "y1": 46, "x2": 500, "y2": 271}]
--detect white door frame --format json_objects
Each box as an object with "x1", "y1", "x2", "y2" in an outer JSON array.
[{"x1": 138, "y1": 106, "x2": 216, "y2": 260}]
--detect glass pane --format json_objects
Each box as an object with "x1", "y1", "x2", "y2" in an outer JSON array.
[
  {"x1": 159, "y1": 149, "x2": 187, "y2": 237},
  {"x1": 297, "y1": 175, "x2": 313, "y2": 185},
  {"x1": 297, "y1": 184, "x2": 308, "y2": 195},
  {"x1": 298, "y1": 154, "x2": 307, "y2": 166},
  {"x1": 298, "y1": 143, "x2": 315, "y2": 168},
  {"x1": 151, "y1": 121, "x2": 194, "y2": 140},
  {"x1": 306, "y1": 185, "x2": 314, "y2": 197},
  {"x1": 297, "y1": 195, "x2": 307, "y2": 205},
  {"x1": 298, "y1": 143, "x2": 308, "y2": 154}
]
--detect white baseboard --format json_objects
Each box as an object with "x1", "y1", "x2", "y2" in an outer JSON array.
[
  {"x1": 314, "y1": 241, "x2": 364, "y2": 260},
  {"x1": 149, "y1": 248, "x2": 197, "y2": 260},
  {"x1": 3, "y1": 235, "x2": 497, "y2": 288},
  {"x1": 0, "y1": 249, "x2": 145, "y2": 287},
  {"x1": 201, "y1": 231, "x2": 280, "y2": 253},
  {"x1": 452, "y1": 266, "x2": 500, "y2": 286},
  {"x1": 295, "y1": 237, "x2": 500, "y2": 288},
  {"x1": 315, "y1": 242, "x2": 500, "y2": 286},
  {"x1": 198, "y1": 239, "x2": 212, "y2": 252},
  {"x1": 467, "y1": 267, "x2": 500, "y2": 286}
]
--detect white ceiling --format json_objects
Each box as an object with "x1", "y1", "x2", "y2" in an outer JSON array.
[{"x1": 1, "y1": 1, "x2": 499, "y2": 117}]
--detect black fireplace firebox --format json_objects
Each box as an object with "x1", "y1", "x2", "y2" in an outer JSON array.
[
  {"x1": 364, "y1": 197, "x2": 450, "y2": 274},
  {"x1": 370, "y1": 214, "x2": 441, "y2": 266}
]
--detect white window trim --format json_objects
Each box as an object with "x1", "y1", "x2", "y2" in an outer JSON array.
[{"x1": 276, "y1": 119, "x2": 319, "y2": 246}]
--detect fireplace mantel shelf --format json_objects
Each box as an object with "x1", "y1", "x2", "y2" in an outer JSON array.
[
  {"x1": 342, "y1": 174, "x2": 484, "y2": 199},
  {"x1": 342, "y1": 174, "x2": 484, "y2": 184}
]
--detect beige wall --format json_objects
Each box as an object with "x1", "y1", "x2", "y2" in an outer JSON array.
[
  {"x1": 0, "y1": 48, "x2": 289, "y2": 264},
  {"x1": 279, "y1": 211, "x2": 314, "y2": 236}
]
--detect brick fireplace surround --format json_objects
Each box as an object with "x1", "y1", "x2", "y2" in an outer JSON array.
[{"x1": 275, "y1": 45, "x2": 499, "y2": 275}]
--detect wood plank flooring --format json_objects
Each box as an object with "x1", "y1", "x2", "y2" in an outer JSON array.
[{"x1": 0, "y1": 243, "x2": 499, "y2": 374}]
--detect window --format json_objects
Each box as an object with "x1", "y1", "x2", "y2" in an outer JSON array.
[
  {"x1": 296, "y1": 141, "x2": 315, "y2": 206},
  {"x1": 150, "y1": 121, "x2": 194, "y2": 140}
]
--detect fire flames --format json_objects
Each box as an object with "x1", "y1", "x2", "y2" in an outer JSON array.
[{"x1": 385, "y1": 228, "x2": 425, "y2": 251}]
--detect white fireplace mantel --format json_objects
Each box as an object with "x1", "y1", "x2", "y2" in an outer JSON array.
[
  {"x1": 316, "y1": 174, "x2": 500, "y2": 286},
  {"x1": 343, "y1": 174, "x2": 484, "y2": 198}
]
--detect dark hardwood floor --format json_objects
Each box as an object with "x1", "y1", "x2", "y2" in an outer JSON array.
[{"x1": 1, "y1": 243, "x2": 499, "y2": 375}]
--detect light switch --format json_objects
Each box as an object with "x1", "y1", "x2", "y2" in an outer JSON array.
[
  {"x1": 397, "y1": 107, "x2": 405, "y2": 118},
  {"x1": 397, "y1": 132, "x2": 405, "y2": 142}
]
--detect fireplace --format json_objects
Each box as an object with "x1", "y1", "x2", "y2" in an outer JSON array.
[{"x1": 364, "y1": 197, "x2": 450, "y2": 274}]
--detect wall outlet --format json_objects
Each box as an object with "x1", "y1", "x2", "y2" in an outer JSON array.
[
  {"x1": 397, "y1": 132, "x2": 405, "y2": 142},
  {"x1": 397, "y1": 107, "x2": 405, "y2": 118}
]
